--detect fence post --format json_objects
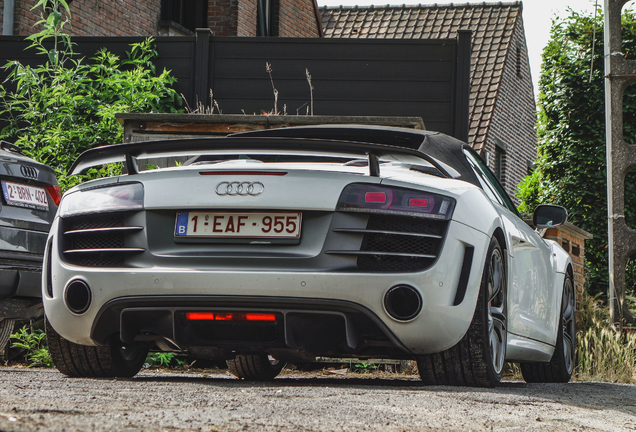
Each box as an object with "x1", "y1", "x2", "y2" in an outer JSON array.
[{"x1": 194, "y1": 28, "x2": 212, "y2": 108}]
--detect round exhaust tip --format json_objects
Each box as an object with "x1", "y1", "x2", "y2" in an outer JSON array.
[
  {"x1": 64, "y1": 280, "x2": 92, "y2": 314},
  {"x1": 384, "y1": 285, "x2": 422, "y2": 321}
]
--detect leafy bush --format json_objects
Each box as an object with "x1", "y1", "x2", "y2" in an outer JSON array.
[
  {"x1": 144, "y1": 352, "x2": 185, "y2": 368},
  {"x1": 0, "y1": 0, "x2": 182, "y2": 191},
  {"x1": 10, "y1": 326, "x2": 53, "y2": 368},
  {"x1": 517, "y1": 7, "x2": 636, "y2": 299}
]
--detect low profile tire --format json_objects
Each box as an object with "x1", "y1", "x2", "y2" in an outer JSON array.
[
  {"x1": 0, "y1": 319, "x2": 15, "y2": 352},
  {"x1": 227, "y1": 354, "x2": 284, "y2": 380},
  {"x1": 46, "y1": 317, "x2": 148, "y2": 378},
  {"x1": 417, "y1": 236, "x2": 507, "y2": 387},
  {"x1": 520, "y1": 273, "x2": 575, "y2": 383}
]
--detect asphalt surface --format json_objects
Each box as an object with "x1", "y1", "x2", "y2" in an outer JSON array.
[{"x1": 0, "y1": 367, "x2": 635, "y2": 431}]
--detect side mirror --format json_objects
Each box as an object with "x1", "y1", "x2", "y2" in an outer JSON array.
[{"x1": 533, "y1": 205, "x2": 568, "y2": 229}]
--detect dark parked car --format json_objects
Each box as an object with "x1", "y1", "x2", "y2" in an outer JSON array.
[{"x1": 0, "y1": 141, "x2": 60, "y2": 349}]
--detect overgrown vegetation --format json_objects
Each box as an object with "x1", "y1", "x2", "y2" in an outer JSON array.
[
  {"x1": 516, "y1": 6, "x2": 636, "y2": 300},
  {"x1": 10, "y1": 326, "x2": 53, "y2": 368},
  {"x1": 0, "y1": 0, "x2": 182, "y2": 191},
  {"x1": 576, "y1": 294, "x2": 636, "y2": 383}
]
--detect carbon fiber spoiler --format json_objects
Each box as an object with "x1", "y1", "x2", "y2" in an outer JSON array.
[{"x1": 68, "y1": 137, "x2": 452, "y2": 178}]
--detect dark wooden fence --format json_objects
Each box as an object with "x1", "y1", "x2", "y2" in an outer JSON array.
[{"x1": 0, "y1": 31, "x2": 470, "y2": 140}]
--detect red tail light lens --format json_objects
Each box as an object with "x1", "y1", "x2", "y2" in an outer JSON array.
[
  {"x1": 364, "y1": 192, "x2": 387, "y2": 203},
  {"x1": 199, "y1": 171, "x2": 287, "y2": 176},
  {"x1": 45, "y1": 185, "x2": 62, "y2": 206},
  {"x1": 337, "y1": 183, "x2": 455, "y2": 220},
  {"x1": 185, "y1": 312, "x2": 277, "y2": 322},
  {"x1": 409, "y1": 198, "x2": 429, "y2": 208}
]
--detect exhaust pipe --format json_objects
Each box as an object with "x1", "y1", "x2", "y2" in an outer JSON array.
[
  {"x1": 384, "y1": 285, "x2": 422, "y2": 321},
  {"x1": 64, "y1": 280, "x2": 92, "y2": 314}
]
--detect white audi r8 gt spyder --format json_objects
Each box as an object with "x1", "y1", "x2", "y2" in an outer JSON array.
[{"x1": 43, "y1": 126, "x2": 574, "y2": 387}]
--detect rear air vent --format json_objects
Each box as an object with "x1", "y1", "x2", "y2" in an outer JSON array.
[
  {"x1": 327, "y1": 214, "x2": 448, "y2": 272},
  {"x1": 61, "y1": 213, "x2": 144, "y2": 267}
]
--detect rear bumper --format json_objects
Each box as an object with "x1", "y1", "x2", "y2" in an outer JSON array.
[
  {"x1": 0, "y1": 227, "x2": 47, "y2": 319},
  {"x1": 44, "y1": 219, "x2": 490, "y2": 355},
  {"x1": 90, "y1": 295, "x2": 412, "y2": 360},
  {"x1": 0, "y1": 263, "x2": 43, "y2": 319}
]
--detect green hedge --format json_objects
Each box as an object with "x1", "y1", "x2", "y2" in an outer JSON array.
[{"x1": 518, "y1": 7, "x2": 636, "y2": 299}]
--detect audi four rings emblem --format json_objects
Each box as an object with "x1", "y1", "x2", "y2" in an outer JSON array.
[
  {"x1": 216, "y1": 181, "x2": 265, "y2": 196},
  {"x1": 20, "y1": 165, "x2": 38, "y2": 179}
]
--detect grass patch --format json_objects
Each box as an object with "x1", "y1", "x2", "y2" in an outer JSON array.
[{"x1": 575, "y1": 293, "x2": 636, "y2": 383}]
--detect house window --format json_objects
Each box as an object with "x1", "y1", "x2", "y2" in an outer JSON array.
[
  {"x1": 493, "y1": 137, "x2": 508, "y2": 183},
  {"x1": 160, "y1": 0, "x2": 208, "y2": 33},
  {"x1": 494, "y1": 148, "x2": 504, "y2": 182}
]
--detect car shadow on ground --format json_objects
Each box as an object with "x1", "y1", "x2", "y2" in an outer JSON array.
[{"x1": 131, "y1": 372, "x2": 636, "y2": 417}]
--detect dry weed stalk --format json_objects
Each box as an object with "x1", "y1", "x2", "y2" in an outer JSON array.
[
  {"x1": 265, "y1": 62, "x2": 279, "y2": 115},
  {"x1": 576, "y1": 293, "x2": 636, "y2": 383},
  {"x1": 181, "y1": 90, "x2": 221, "y2": 115},
  {"x1": 306, "y1": 68, "x2": 314, "y2": 116}
]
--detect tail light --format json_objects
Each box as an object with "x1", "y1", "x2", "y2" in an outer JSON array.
[
  {"x1": 46, "y1": 185, "x2": 62, "y2": 206},
  {"x1": 59, "y1": 182, "x2": 143, "y2": 217},
  {"x1": 337, "y1": 183, "x2": 455, "y2": 220}
]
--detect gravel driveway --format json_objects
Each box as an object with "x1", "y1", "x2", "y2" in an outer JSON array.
[{"x1": 0, "y1": 367, "x2": 635, "y2": 431}]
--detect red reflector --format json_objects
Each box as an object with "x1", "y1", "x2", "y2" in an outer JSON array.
[
  {"x1": 199, "y1": 171, "x2": 287, "y2": 176},
  {"x1": 245, "y1": 313, "x2": 277, "y2": 321},
  {"x1": 185, "y1": 312, "x2": 216, "y2": 320},
  {"x1": 409, "y1": 198, "x2": 429, "y2": 207},
  {"x1": 46, "y1": 185, "x2": 62, "y2": 206},
  {"x1": 185, "y1": 312, "x2": 276, "y2": 322},
  {"x1": 365, "y1": 192, "x2": 386, "y2": 203}
]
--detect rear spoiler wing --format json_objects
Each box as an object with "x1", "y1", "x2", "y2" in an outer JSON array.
[{"x1": 69, "y1": 137, "x2": 452, "y2": 178}]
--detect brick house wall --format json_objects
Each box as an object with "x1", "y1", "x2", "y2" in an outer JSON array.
[
  {"x1": 236, "y1": 0, "x2": 254, "y2": 36},
  {"x1": 482, "y1": 14, "x2": 536, "y2": 203},
  {"x1": 543, "y1": 223, "x2": 594, "y2": 318},
  {"x1": 6, "y1": 0, "x2": 164, "y2": 36},
  {"x1": 278, "y1": 0, "x2": 320, "y2": 37},
  {"x1": 1, "y1": 0, "x2": 320, "y2": 37}
]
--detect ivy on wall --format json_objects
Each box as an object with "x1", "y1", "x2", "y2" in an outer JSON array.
[{"x1": 517, "y1": 7, "x2": 636, "y2": 299}]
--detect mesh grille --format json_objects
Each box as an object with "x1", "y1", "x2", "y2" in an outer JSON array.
[
  {"x1": 68, "y1": 213, "x2": 123, "y2": 230},
  {"x1": 71, "y1": 252, "x2": 125, "y2": 268},
  {"x1": 357, "y1": 215, "x2": 448, "y2": 272},
  {"x1": 357, "y1": 255, "x2": 433, "y2": 272},
  {"x1": 62, "y1": 213, "x2": 135, "y2": 267},
  {"x1": 361, "y1": 233, "x2": 440, "y2": 256},
  {"x1": 71, "y1": 231, "x2": 124, "y2": 250},
  {"x1": 366, "y1": 215, "x2": 446, "y2": 236},
  {"x1": 189, "y1": 321, "x2": 278, "y2": 343}
]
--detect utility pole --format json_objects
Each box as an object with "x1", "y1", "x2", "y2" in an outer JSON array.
[{"x1": 604, "y1": 0, "x2": 636, "y2": 327}]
